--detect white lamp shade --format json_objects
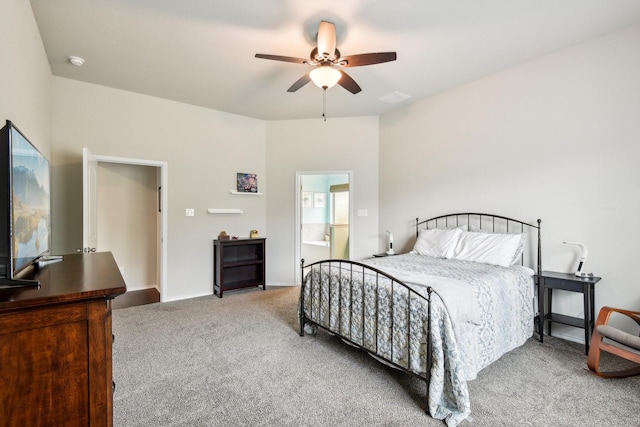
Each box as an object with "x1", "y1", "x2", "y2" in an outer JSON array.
[{"x1": 310, "y1": 66, "x2": 341, "y2": 89}]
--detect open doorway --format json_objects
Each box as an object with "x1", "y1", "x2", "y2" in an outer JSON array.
[
  {"x1": 99, "y1": 163, "x2": 160, "y2": 307},
  {"x1": 295, "y1": 171, "x2": 352, "y2": 284},
  {"x1": 83, "y1": 149, "x2": 168, "y2": 303}
]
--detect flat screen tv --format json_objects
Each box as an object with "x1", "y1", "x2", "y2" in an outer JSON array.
[{"x1": 0, "y1": 120, "x2": 51, "y2": 287}]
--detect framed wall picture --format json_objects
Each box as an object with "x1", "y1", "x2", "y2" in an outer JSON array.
[
  {"x1": 237, "y1": 173, "x2": 258, "y2": 193},
  {"x1": 313, "y1": 192, "x2": 326, "y2": 208},
  {"x1": 302, "y1": 191, "x2": 313, "y2": 208}
]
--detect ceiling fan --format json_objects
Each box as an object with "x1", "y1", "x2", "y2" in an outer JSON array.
[{"x1": 255, "y1": 21, "x2": 397, "y2": 94}]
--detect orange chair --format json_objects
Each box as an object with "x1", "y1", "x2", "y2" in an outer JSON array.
[{"x1": 587, "y1": 306, "x2": 640, "y2": 378}]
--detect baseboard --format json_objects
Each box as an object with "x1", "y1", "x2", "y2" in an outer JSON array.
[
  {"x1": 112, "y1": 287, "x2": 160, "y2": 309},
  {"x1": 547, "y1": 330, "x2": 585, "y2": 345}
]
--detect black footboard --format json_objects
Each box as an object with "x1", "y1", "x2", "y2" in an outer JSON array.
[{"x1": 299, "y1": 258, "x2": 433, "y2": 412}]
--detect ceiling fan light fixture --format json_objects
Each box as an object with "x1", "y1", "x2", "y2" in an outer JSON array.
[{"x1": 310, "y1": 66, "x2": 341, "y2": 89}]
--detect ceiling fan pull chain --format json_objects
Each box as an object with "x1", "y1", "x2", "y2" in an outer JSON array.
[{"x1": 322, "y1": 89, "x2": 327, "y2": 122}]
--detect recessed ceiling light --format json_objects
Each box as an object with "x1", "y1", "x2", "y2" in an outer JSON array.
[
  {"x1": 379, "y1": 91, "x2": 411, "y2": 105},
  {"x1": 68, "y1": 56, "x2": 85, "y2": 67}
]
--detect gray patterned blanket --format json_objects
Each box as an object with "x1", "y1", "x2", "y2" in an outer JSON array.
[{"x1": 301, "y1": 253, "x2": 534, "y2": 426}]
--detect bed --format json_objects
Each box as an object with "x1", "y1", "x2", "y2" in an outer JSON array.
[{"x1": 299, "y1": 213, "x2": 541, "y2": 426}]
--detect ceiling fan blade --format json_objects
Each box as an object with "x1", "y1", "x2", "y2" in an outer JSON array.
[
  {"x1": 339, "y1": 52, "x2": 397, "y2": 67},
  {"x1": 317, "y1": 21, "x2": 337, "y2": 59},
  {"x1": 337, "y1": 70, "x2": 361, "y2": 94},
  {"x1": 287, "y1": 73, "x2": 312, "y2": 92},
  {"x1": 255, "y1": 54, "x2": 308, "y2": 65}
]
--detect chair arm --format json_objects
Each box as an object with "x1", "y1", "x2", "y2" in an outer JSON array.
[{"x1": 595, "y1": 306, "x2": 640, "y2": 328}]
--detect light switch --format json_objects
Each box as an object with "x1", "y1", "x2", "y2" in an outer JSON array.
[
  {"x1": 185, "y1": 208, "x2": 195, "y2": 217},
  {"x1": 357, "y1": 209, "x2": 368, "y2": 217}
]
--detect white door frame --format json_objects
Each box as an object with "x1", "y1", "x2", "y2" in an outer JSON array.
[
  {"x1": 294, "y1": 170, "x2": 353, "y2": 285},
  {"x1": 88, "y1": 153, "x2": 168, "y2": 302},
  {"x1": 82, "y1": 148, "x2": 98, "y2": 253}
]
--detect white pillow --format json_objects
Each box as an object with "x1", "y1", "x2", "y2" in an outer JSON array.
[
  {"x1": 412, "y1": 228, "x2": 462, "y2": 258},
  {"x1": 451, "y1": 231, "x2": 524, "y2": 267},
  {"x1": 467, "y1": 226, "x2": 527, "y2": 265}
]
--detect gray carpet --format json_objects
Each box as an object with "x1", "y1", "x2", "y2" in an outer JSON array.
[{"x1": 113, "y1": 286, "x2": 640, "y2": 426}]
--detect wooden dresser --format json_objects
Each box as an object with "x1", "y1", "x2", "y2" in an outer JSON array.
[{"x1": 0, "y1": 252, "x2": 126, "y2": 427}]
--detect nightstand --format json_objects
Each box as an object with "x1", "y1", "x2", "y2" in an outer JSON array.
[
  {"x1": 373, "y1": 253, "x2": 395, "y2": 257},
  {"x1": 536, "y1": 270, "x2": 601, "y2": 354}
]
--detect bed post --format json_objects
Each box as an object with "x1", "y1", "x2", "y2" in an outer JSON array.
[
  {"x1": 425, "y1": 286, "x2": 433, "y2": 413},
  {"x1": 299, "y1": 258, "x2": 306, "y2": 337},
  {"x1": 416, "y1": 217, "x2": 419, "y2": 238},
  {"x1": 537, "y1": 219, "x2": 542, "y2": 275}
]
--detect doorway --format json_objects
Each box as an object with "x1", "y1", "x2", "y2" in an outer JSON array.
[
  {"x1": 82, "y1": 149, "x2": 168, "y2": 302},
  {"x1": 295, "y1": 171, "x2": 352, "y2": 284}
]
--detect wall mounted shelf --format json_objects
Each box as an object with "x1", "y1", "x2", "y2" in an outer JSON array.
[
  {"x1": 208, "y1": 208, "x2": 243, "y2": 214},
  {"x1": 229, "y1": 190, "x2": 262, "y2": 196}
]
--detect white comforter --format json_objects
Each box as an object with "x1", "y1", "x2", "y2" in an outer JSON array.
[{"x1": 301, "y1": 253, "x2": 534, "y2": 426}]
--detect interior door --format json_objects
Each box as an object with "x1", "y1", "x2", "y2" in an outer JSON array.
[
  {"x1": 82, "y1": 148, "x2": 98, "y2": 253},
  {"x1": 330, "y1": 185, "x2": 349, "y2": 259}
]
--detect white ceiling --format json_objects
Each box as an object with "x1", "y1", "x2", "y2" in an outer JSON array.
[{"x1": 30, "y1": 0, "x2": 640, "y2": 121}]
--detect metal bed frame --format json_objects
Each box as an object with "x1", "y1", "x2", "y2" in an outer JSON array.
[{"x1": 299, "y1": 213, "x2": 541, "y2": 413}]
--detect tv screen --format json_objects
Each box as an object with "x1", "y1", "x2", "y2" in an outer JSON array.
[{"x1": 0, "y1": 120, "x2": 51, "y2": 280}]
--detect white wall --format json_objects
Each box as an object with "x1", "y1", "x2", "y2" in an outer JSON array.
[
  {"x1": 51, "y1": 77, "x2": 266, "y2": 301},
  {"x1": 0, "y1": 0, "x2": 51, "y2": 158},
  {"x1": 266, "y1": 117, "x2": 379, "y2": 285},
  {"x1": 379, "y1": 24, "x2": 640, "y2": 341}
]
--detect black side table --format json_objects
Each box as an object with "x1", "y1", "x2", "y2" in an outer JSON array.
[{"x1": 536, "y1": 271, "x2": 601, "y2": 355}]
